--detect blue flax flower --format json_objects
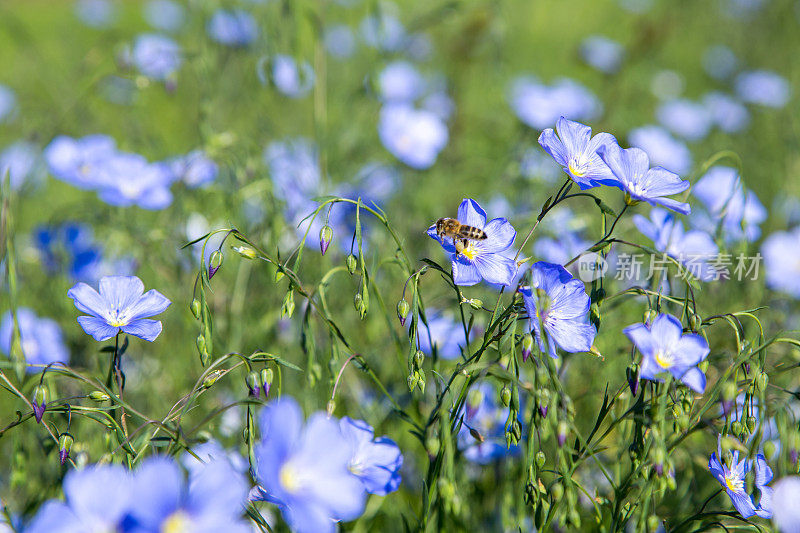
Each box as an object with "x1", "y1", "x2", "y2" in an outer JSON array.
[
  {"x1": 340, "y1": 417, "x2": 403, "y2": 496},
  {"x1": 538, "y1": 116, "x2": 618, "y2": 189},
  {"x1": 271, "y1": 54, "x2": 315, "y2": 98},
  {"x1": 580, "y1": 35, "x2": 624, "y2": 74},
  {"x1": 427, "y1": 199, "x2": 517, "y2": 286},
  {"x1": 628, "y1": 125, "x2": 692, "y2": 176},
  {"x1": 624, "y1": 313, "x2": 709, "y2": 393},
  {"x1": 68, "y1": 275, "x2": 171, "y2": 342},
  {"x1": 378, "y1": 61, "x2": 425, "y2": 103},
  {"x1": 1, "y1": 141, "x2": 43, "y2": 190},
  {"x1": 27, "y1": 464, "x2": 132, "y2": 533},
  {"x1": 170, "y1": 150, "x2": 218, "y2": 189},
  {"x1": 735, "y1": 70, "x2": 790, "y2": 108},
  {"x1": 45, "y1": 134, "x2": 117, "y2": 190},
  {"x1": 762, "y1": 227, "x2": 800, "y2": 298},
  {"x1": 379, "y1": 104, "x2": 448, "y2": 169},
  {"x1": 520, "y1": 262, "x2": 595, "y2": 358},
  {"x1": 703, "y1": 92, "x2": 750, "y2": 134},
  {"x1": 131, "y1": 34, "x2": 182, "y2": 81},
  {"x1": 0, "y1": 84, "x2": 16, "y2": 123},
  {"x1": 252, "y1": 397, "x2": 366, "y2": 533},
  {"x1": 656, "y1": 99, "x2": 713, "y2": 142},
  {"x1": 74, "y1": 0, "x2": 117, "y2": 29},
  {"x1": 144, "y1": 0, "x2": 185, "y2": 33},
  {"x1": 95, "y1": 153, "x2": 176, "y2": 210},
  {"x1": 0, "y1": 308, "x2": 69, "y2": 372},
  {"x1": 772, "y1": 477, "x2": 800, "y2": 531},
  {"x1": 510, "y1": 76, "x2": 601, "y2": 131},
  {"x1": 692, "y1": 166, "x2": 766, "y2": 243},
  {"x1": 709, "y1": 444, "x2": 772, "y2": 519},
  {"x1": 207, "y1": 9, "x2": 258, "y2": 47},
  {"x1": 125, "y1": 456, "x2": 251, "y2": 532},
  {"x1": 599, "y1": 142, "x2": 691, "y2": 214}
]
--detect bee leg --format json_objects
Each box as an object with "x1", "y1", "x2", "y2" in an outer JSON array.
[{"x1": 454, "y1": 238, "x2": 467, "y2": 256}]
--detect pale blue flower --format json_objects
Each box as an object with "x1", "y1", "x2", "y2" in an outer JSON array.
[
  {"x1": 171, "y1": 149, "x2": 218, "y2": 189},
  {"x1": 325, "y1": 25, "x2": 356, "y2": 59},
  {"x1": 580, "y1": 35, "x2": 624, "y2": 74},
  {"x1": 378, "y1": 61, "x2": 425, "y2": 103},
  {"x1": 360, "y1": 13, "x2": 406, "y2": 52},
  {"x1": 692, "y1": 166, "x2": 766, "y2": 242},
  {"x1": 624, "y1": 313, "x2": 709, "y2": 392},
  {"x1": 510, "y1": 76, "x2": 601, "y2": 131},
  {"x1": 0, "y1": 308, "x2": 69, "y2": 373},
  {"x1": 521, "y1": 262, "x2": 596, "y2": 358},
  {"x1": 599, "y1": 142, "x2": 691, "y2": 214},
  {"x1": 0, "y1": 84, "x2": 15, "y2": 123},
  {"x1": 379, "y1": 104, "x2": 448, "y2": 169},
  {"x1": 68, "y1": 275, "x2": 171, "y2": 342},
  {"x1": 702, "y1": 45, "x2": 738, "y2": 80},
  {"x1": 427, "y1": 199, "x2": 517, "y2": 286},
  {"x1": 0, "y1": 141, "x2": 43, "y2": 190},
  {"x1": 74, "y1": 0, "x2": 117, "y2": 28},
  {"x1": 628, "y1": 125, "x2": 692, "y2": 176},
  {"x1": 772, "y1": 477, "x2": 800, "y2": 531},
  {"x1": 414, "y1": 311, "x2": 470, "y2": 360},
  {"x1": 207, "y1": 9, "x2": 258, "y2": 47},
  {"x1": 709, "y1": 445, "x2": 772, "y2": 519},
  {"x1": 538, "y1": 117, "x2": 618, "y2": 189},
  {"x1": 703, "y1": 92, "x2": 750, "y2": 133},
  {"x1": 520, "y1": 147, "x2": 562, "y2": 183},
  {"x1": 143, "y1": 0, "x2": 185, "y2": 32},
  {"x1": 45, "y1": 134, "x2": 117, "y2": 190},
  {"x1": 131, "y1": 33, "x2": 182, "y2": 81},
  {"x1": 272, "y1": 55, "x2": 315, "y2": 98},
  {"x1": 762, "y1": 227, "x2": 800, "y2": 298},
  {"x1": 93, "y1": 153, "x2": 175, "y2": 209},
  {"x1": 340, "y1": 417, "x2": 402, "y2": 496},
  {"x1": 656, "y1": 99, "x2": 713, "y2": 141}
]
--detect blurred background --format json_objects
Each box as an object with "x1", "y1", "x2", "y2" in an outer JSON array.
[{"x1": 1, "y1": 0, "x2": 799, "y2": 530}]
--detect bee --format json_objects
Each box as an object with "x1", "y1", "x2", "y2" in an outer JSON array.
[{"x1": 435, "y1": 217, "x2": 487, "y2": 255}]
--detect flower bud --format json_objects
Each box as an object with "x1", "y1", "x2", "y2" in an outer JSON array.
[
  {"x1": 407, "y1": 374, "x2": 418, "y2": 391},
  {"x1": 538, "y1": 404, "x2": 548, "y2": 418},
  {"x1": 764, "y1": 440, "x2": 776, "y2": 459},
  {"x1": 346, "y1": 254, "x2": 357, "y2": 274},
  {"x1": 208, "y1": 250, "x2": 223, "y2": 279},
  {"x1": 232, "y1": 245, "x2": 257, "y2": 259},
  {"x1": 698, "y1": 359, "x2": 709, "y2": 373},
  {"x1": 414, "y1": 350, "x2": 425, "y2": 369},
  {"x1": 245, "y1": 370, "x2": 262, "y2": 398},
  {"x1": 746, "y1": 415, "x2": 757, "y2": 434},
  {"x1": 626, "y1": 364, "x2": 640, "y2": 396},
  {"x1": 274, "y1": 269, "x2": 285, "y2": 283},
  {"x1": 88, "y1": 390, "x2": 110, "y2": 402},
  {"x1": 397, "y1": 299, "x2": 410, "y2": 326},
  {"x1": 731, "y1": 420, "x2": 742, "y2": 436},
  {"x1": 202, "y1": 369, "x2": 224, "y2": 389},
  {"x1": 557, "y1": 421, "x2": 568, "y2": 447},
  {"x1": 690, "y1": 313, "x2": 703, "y2": 332},
  {"x1": 354, "y1": 292, "x2": 366, "y2": 319},
  {"x1": 281, "y1": 290, "x2": 295, "y2": 318},
  {"x1": 58, "y1": 433, "x2": 73, "y2": 465},
  {"x1": 32, "y1": 384, "x2": 47, "y2": 424},
  {"x1": 757, "y1": 371, "x2": 768, "y2": 392},
  {"x1": 467, "y1": 298, "x2": 483, "y2": 310},
  {"x1": 261, "y1": 368, "x2": 274, "y2": 397},
  {"x1": 190, "y1": 298, "x2": 201, "y2": 319},
  {"x1": 319, "y1": 225, "x2": 333, "y2": 255},
  {"x1": 522, "y1": 333, "x2": 534, "y2": 362},
  {"x1": 643, "y1": 309, "x2": 657, "y2": 325},
  {"x1": 500, "y1": 386, "x2": 512, "y2": 407},
  {"x1": 550, "y1": 482, "x2": 564, "y2": 501},
  {"x1": 535, "y1": 450, "x2": 546, "y2": 468},
  {"x1": 647, "y1": 515, "x2": 660, "y2": 532},
  {"x1": 469, "y1": 427, "x2": 484, "y2": 443},
  {"x1": 326, "y1": 399, "x2": 336, "y2": 416}
]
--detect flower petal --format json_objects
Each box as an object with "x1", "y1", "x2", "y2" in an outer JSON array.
[
  {"x1": 480, "y1": 218, "x2": 516, "y2": 253},
  {"x1": 452, "y1": 258, "x2": 482, "y2": 286},
  {"x1": 545, "y1": 318, "x2": 595, "y2": 354},
  {"x1": 99, "y1": 276, "x2": 145, "y2": 313},
  {"x1": 555, "y1": 116, "x2": 591, "y2": 157},
  {"x1": 77, "y1": 316, "x2": 119, "y2": 341},
  {"x1": 120, "y1": 319, "x2": 163, "y2": 342},
  {"x1": 472, "y1": 253, "x2": 517, "y2": 286},
  {"x1": 457, "y1": 199, "x2": 487, "y2": 229},
  {"x1": 537, "y1": 128, "x2": 568, "y2": 167},
  {"x1": 67, "y1": 282, "x2": 107, "y2": 317},
  {"x1": 624, "y1": 323, "x2": 655, "y2": 357},
  {"x1": 678, "y1": 367, "x2": 706, "y2": 393},
  {"x1": 126, "y1": 289, "x2": 171, "y2": 321}
]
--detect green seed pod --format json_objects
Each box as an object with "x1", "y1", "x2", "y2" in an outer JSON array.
[
  {"x1": 190, "y1": 298, "x2": 201, "y2": 319},
  {"x1": 88, "y1": 391, "x2": 110, "y2": 402},
  {"x1": 282, "y1": 290, "x2": 295, "y2": 319},
  {"x1": 196, "y1": 334, "x2": 207, "y2": 356},
  {"x1": 425, "y1": 437, "x2": 440, "y2": 456},
  {"x1": 550, "y1": 482, "x2": 564, "y2": 501},
  {"x1": 346, "y1": 254, "x2": 357, "y2": 274},
  {"x1": 500, "y1": 386, "x2": 512, "y2": 407},
  {"x1": 354, "y1": 292, "x2": 366, "y2": 318},
  {"x1": 690, "y1": 313, "x2": 703, "y2": 331},
  {"x1": 274, "y1": 269, "x2": 285, "y2": 283},
  {"x1": 763, "y1": 440, "x2": 776, "y2": 459},
  {"x1": 757, "y1": 371, "x2": 768, "y2": 392},
  {"x1": 722, "y1": 381, "x2": 737, "y2": 402},
  {"x1": 232, "y1": 245, "x2": 257, "y2": 259},
  {"x1": 407, "y1": 374, "x2": 418, "y2": 391},
  {"x1": 535, "y1": 450, "x2": 546, "y2": 468},
  {"x1": 731, "y1": 419, "x2": 743, "y2": 436},
  {"x1": 697, "y1": 359, "x2": 709, "y2": 373},
  {"x1": 746, "y1": 416, "x2": 757, "y2": 434},
  {"x1": 396, "y1": 299, "x2": 410, "y2": 325},
  {"x1": 202, "y1": 370, "x2": 224, "y2": 389},
  {"x1": 568, "y1": 509, "x2": 581, "y2": 529},
  {"x1": 468, "y1": 298, "x2": 483, "y2": 310}
]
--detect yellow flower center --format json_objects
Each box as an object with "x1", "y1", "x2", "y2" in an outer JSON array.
[
  {"x1": 161, "y1": 511, "x2": 192, "y2": 533},
  {"x1": 280, "y1": 462, "x2": 302, "y2": 493},
  {"x1": 654, "y1": 350, "x2": 673, "y2": 369},
  {"x1": 568, "y1": 161, "x2": 585, "y2": 177},
  {"x1": 461, "y1": 242, "x2": 478, "y2": 260}
]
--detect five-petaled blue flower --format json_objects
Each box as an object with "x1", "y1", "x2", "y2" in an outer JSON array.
[
  {"x1": 520, "y1": 262, "x2": 596, "y2": 358},
  {"x1": 252, "y1": 397, "x2": 366, "y2": 533},
  {"x1": 427, "y1": 199, "x2": 517, "y2": 287},
  {"x1": 68, "y1": 275, "x2": 171, "y2": 342},
  {"x1": 709, "y1": 443, "x2": 772, "y2": 519},
  {"x1": 599, "y1": 142, "x2": 691, "y2": 214},
  {"x1": 340, "y1": 417, "x2": 403, "y2": 496},
  {"x1": 0, "y1": 308, "x2": 69, "y2": 373},
  {"x1": 624, "y1": 313, "x2": 709, "y2": 393},
  {"x1": 538, "y1": 117, "x2": 619, "y2": 189}
]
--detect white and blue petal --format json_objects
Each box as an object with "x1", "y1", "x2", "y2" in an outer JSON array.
[
  {"x1": 457, "y1": 199, "x2": 487, "y2": 229},
  {"x1": 76, "y1": 316, "x2": 119, "y2": 341},
  {"x1": 120, "y1": 319, "x2": 163, "y2": 342}
]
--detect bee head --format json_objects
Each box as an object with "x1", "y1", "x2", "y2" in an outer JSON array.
[{"x1": 435, "y1": 218, "x2": 446, "y2": 234}]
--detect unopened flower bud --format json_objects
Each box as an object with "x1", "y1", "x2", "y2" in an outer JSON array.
[
  {"x1": 522, "y1": 333, "x2": 534, "y2": 362},
  {"x1": 469, "y1": 427, "x2": 484, "y2": 443},
  {"x1": 757, "y1": 371, "x2": 768, "y2": 392},
  {"x1": 58, "y1": 433, "x2": 73, "y2": 465},
  {"x1": 89, "y1": 391, "x2": 110, "y2": 402},
  {"x1": 538, "y1": 404, "x2": 548, "y2": 418},
  {"x1": 274, "y1": 269, "x2": 285, "y2": 283},
  {"x1": 208, "y1": 250, "x2": 224, "y2": 279},
  {"x1": 202, "y1": 369, "x2": 224, "y2": 389},
  {"x1": 690, "y1": 313, "x2": 703, "y2": 332},
  {"x1": 557, "y1": 421, "x2": 568, "y2": 447},
  {"x1": 414, "y1": 350, "x2": 424, "y2": 369},
  {"x1": 319, "y1": 225, "x2": 333, "y2": 255},
  {"x1": 281, "y1": 290, "x2": 295, "y2": 318},
  {"x1": 647, "y1": 515, "x2": 660, "y2": 532},
  {"x1": 500, "y1": 386, "x2": 512, "y2": 407},
  {"x1": 32, "y1": 385, "x2": 47, "y2": 423},
  {"x1": 627, "y1": 364, "x2": 640, "y2": 396},
  {"x1": 261, "y1": 368, "x2": 274, "y2": 397},
  {"x1": 397, "y1": 299, "x2": 410, "y2": 326},
  {"x1": 467, "y1": 298, "x2": 483, "y2": 310},
  {"x1": 232, "y1": 245, "x2": 257, "y2": 259},
  {"x1": 326, "y1": 399, "x2": 336, "y2": 415},
  {"x1": 764, "y1": 440, "x2": 776, "y2": 459},
  {"x1": 345, "y1": 254, "x2": 357, "y2": 274},
  {"x1": 535, "y1": 450, "x2": 546, "y2": 468},
  {"x1": 731, "y1": 420, "x2": 742, "y2": 436},
  {"x1": 354, "y1": 292, "x2": 366, "y2": 319},
  {"x1": 550, "y1": 482, "x2": 564, "y2": 501},
  {"x1": 643, "y1": 309, "x2": 657, "y2": 325},
  {"x1": 407, "y1": 374, "x2": 418, "y2": 391},
  {"x1": 190, "y1": 298, "x2": 201, "y2": 319},
  {"x1": 245, "y1": 370, "x2": 262, "y2": 398},
  {"x1": 746, "y1": 415, "x2": 757, "y2": 434}
]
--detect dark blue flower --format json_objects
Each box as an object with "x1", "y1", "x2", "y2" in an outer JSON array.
[
  {"x1": 207, "y1": 9, "x2": 258, "y2": 47},
  {"x1": 624, "y1": 313, "x2": 709, "y2": 393},
  {"x1": 709, "y1": 444, "x2": 772, "y2": 519},
  {"x1": 520, "y1": 262, "x2": 595, "y2": 358},
  {"x1": 427, "y1": 199, "x2": 517, "y2": 286},
  {"x1": 125, "y1": 456, "x2": 251, "y2": 532},
  {"x1": 27, "y1": 464, "x2": 132, "y2": 533},
  {"x1": 340, "y1": 417, "x2": 403, "y2": 496},
  {"x1": 68, "y1": 275, "x2": 171, "y2": 342},
  {"x1": 538, "y1": 117, "x2": 618, "y2": 189},
  {"x1": 0, "y1": 308, "x2": 69, "y2": 373},
  {"x1": 252, "y1": 397, "x2": 366, "y2": 533},
  {"x1": 599, "y1": 142, "x2": 691, "y2": 214}
]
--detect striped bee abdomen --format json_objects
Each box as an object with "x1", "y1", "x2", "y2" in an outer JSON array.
[{"x1": 458, "y1": 225, "x2": 487, "y2": 240}]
